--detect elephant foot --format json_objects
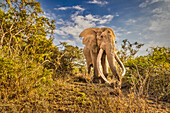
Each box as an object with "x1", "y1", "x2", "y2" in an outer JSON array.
[
  {"x1": 98, "y1": 77, "x2": 105, "y2": 83},
  {"x1": 99, "y1": 74, "x2": 108, "y2": 84},
  {"x1": 93, "y1": 77, "x2": 100, "y2": 83},
  {"x1": 93, "y1": 77, "x2": 103, "y2": 83},
  {"x1": 93, "y1": 77, "x2": 105, "y2": 84}
]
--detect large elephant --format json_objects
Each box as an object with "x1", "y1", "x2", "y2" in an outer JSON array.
[{"x1": 79, "y1": 27, "x2": 126, "y2": 84}]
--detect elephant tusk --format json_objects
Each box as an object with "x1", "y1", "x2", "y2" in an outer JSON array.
[
  {"x1": 115, "y1": 53, "x2": 126, "y2": 76},
  {"x1": 97, "y1": 49, "x2": 111, "y2": 84}
]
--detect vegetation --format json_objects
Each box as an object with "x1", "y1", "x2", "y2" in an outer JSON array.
[{"x1": 0, "y1": 0, "x2": 169, "y2": 112}]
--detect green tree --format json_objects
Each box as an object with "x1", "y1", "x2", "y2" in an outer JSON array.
[
  {"x1": 0, "y1": 0, "x2": 56, "y2": 101},
  {"x1": 0, "y1": 0, "x2": 55, "y2": 57}
]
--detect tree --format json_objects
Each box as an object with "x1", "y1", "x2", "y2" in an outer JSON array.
[
  {"x1": 0, "y1": 0, "x2": 55, "y2": 57},
  {"x1": 56, "y1": 42, "x2": 85, "y2": 76},
  {"x1": 117, "y1": 39, "x2": 144, "y2": 62},
  {"x1": 0, "y1": 0, "x2": 56, "y2": 101}
]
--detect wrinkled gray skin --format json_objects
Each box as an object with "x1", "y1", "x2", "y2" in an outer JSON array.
[{"x1": 79, "y1": 27, "x2": 124, "y2": 83}]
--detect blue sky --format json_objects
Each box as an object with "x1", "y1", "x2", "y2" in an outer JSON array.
[{"x1": 39, "y1": 0, "x2": 170, "y2": 55}]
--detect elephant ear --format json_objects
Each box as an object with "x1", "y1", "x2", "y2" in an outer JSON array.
[{"x1": 79, "y1": 27, "x2": 99, "y2": 45}]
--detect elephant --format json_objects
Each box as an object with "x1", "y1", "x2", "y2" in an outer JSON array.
[{"x1": 79, "y1": 27, "x2": 126, "y2": 85}]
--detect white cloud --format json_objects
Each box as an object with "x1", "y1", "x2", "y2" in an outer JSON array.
[
  {"x1": 152, "y1": 7, "x2": 163, "y2": 13},
  {"x1": 136, "y1": 0, "x2": 170, "y2": 55},
  {"x1": 56, "y1": 19, "x2": 65, "y2": 24},
  {"x1": 54, "y1": 13, "x2": 114, "y2": 45},
  {"x1": 139, "y1": 0, "x2": 170, "y2": 8},
  {"x1": 126, "y1": 31, "x2": 132, "y2": 35},
  {"x1": 115, "y1": 12, "x2": 119, "y2": 17},
  {"x1": 125, "y1": 19, "x2": 136, "y2": 25},
  {"x1": 151, "y1": 0, "x2": 170, "y2": 3},
  {"x1": 138, "y1": 0, "x2": 170, "y2": 34},
  {"x1": 149, "y1": 5, "x2": 170, "y2": 32},
  {"x1": 54, "y1": 29, "x2": 66, "y2": 36},
  {"x1": 110, "y1": 26, "x2": 129, "y2": 38},
  {"x1": 139, "y1": 0, "x2": 149, "y2": 8},
  {"x1": 88, "y1": 0, "x2": 108, "y2": 6},
  {"x1": 42, "y1": 11, "x2": 57, "y2": 20},
  {"x1": 55, "y1": 5, "x2": 85, "y2": 11},
  {"x1": 73, "y1": 6, "x2": 85, "y2": 11}
]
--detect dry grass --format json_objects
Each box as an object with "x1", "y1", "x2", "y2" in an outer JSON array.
[{"x1": 0, "y1": 75, "x2": 169, "y2": 113}]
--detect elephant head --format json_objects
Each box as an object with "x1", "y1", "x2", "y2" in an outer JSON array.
[{"x1": 79, "y1": 27, "x2": 126, "y2": 84}]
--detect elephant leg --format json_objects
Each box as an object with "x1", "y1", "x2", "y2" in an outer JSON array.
[
  {"x1": 87, "y1": 63, "x2": 93, "y2": 76},
  {"x1": 90, "y1": 50, "x2": 98, "y2": 82},
  {"x1": 83, "y1": 47, "x2": 92, "y2": 77}
]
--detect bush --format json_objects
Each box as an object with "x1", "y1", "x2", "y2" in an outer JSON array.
[
  {"x1": 0, "y1": 51, "x2": 53, "y2": 101},
  {"x1": 124, "y1": 47, "x2": 170, "y2": 101}
]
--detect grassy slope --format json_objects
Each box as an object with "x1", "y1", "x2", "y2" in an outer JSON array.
[{"x1": 0, "y1": 75, "x2": 169, "y2": 113}]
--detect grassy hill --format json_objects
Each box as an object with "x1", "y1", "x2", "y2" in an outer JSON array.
[{"x1": 0, "y1": 75, "x2": 169, "y2": 112}]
